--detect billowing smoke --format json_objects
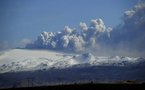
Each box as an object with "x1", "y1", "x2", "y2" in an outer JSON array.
[
  {"x1": 110, "y1": 1, "x2": 145, "y2": 51},
  {"x1": 80, "y1": 19, "x2": 111, "y2": 48},
  {"x1": 26, "y1": 19, "x2": 111, "y2": 52},
  {"x1": 26, "y1": 1, "x2": 145, "y2": 56}
]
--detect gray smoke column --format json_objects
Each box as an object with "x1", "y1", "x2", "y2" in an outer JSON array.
[
  {"x1": 25, "y1": 1, "x2": 145, "y2": 56},
  {"x1": 80, "y1": 19, "x2": 111, "y2": 48},
  {"x1": 26, "y1": 19, "x2": 111, "y2": 52},
  {"x1": 110, "y1": 1, "x2": 145, "y2": 51}
]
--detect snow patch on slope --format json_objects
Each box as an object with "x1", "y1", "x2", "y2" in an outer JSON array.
[
  {"x1": 73, "y1": 53, "x2": 96, "y2": 63},
  {"x1": 0, "y1": 49, "x2": 144, "y2": 73}
]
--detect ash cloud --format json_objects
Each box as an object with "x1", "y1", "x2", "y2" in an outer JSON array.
[
  {"x1": 26, "y1": 1, "x2": 145, "y2": 56},
  {"x1": 110, "y1": 1, "x2": 145, "y2": 51},
  {"x1": 26, "y1": 19, "x2": 111, "y2": 52}
]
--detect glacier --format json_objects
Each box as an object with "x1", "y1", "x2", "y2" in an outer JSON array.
[
  {"x1": 0, "y1": 49, "x2": 144, "y2": 73},
  {"x1": 0, "y1": 49, "x2": 145, "y2": 88}
]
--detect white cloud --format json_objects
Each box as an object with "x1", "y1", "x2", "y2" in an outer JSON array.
[
  {"x1": 124, "y1": 10, "x2": 135, "y2": 18},
  {"x1": 60, "y1": 35, "x2": 69, "y2": 48},
  {"x1": 63, "y1": 26, "x2": 75, "y2": 35},
  {"x1": 90, "y1": 19, "x2": 106, "y2": 33},
  {"x1": 80, "y1": 22, "x2": 88, "y2": 31},
  {"x1": 69, "y1": 35, "x2": 85, "y2": 52},
  {"x1": 26, "y1": 18, "x2": 111, "y2": 52}
]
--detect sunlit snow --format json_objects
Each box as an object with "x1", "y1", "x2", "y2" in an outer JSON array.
[{"x1": 0, "y1": 49, "x2": 144, "y2": 73}]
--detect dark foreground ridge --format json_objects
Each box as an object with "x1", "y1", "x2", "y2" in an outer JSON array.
[
  {"x1": 1, "y1": 82, "x2": 145, "y2": 90},
  {"x1": 1, "y1": 65, "x2": 145, "y2": 89}
]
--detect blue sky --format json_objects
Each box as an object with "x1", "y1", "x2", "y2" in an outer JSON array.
[{"x1": 0, "y1": 0, "x2": 138, "y2": 47}]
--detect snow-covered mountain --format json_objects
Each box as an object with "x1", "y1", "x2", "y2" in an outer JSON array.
[
  {"x1": 0, "y1": 49, "x2": 145, "y2": 88},
  {"x1": 0, "y1": 49, "x2": 144, "y2": 73}
]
